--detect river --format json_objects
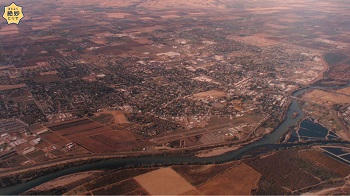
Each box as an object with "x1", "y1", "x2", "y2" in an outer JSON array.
[{"x1": 1, "y1": 82, "x2": 349, "y2": 195}]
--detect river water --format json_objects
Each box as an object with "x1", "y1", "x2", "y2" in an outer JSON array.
[{"x1": 0, "y1": 83, "x2": 349, "y2": 194}]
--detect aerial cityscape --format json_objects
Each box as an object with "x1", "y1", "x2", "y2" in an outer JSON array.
[{"x1": 0, "y1": 0, "x2": 350, "y2": 195}]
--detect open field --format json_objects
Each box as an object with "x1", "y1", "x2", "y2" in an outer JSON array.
[
  {"x1": 40, "y1": 132, "x2": 70, "y2": 146},
  {"x1": 66, "y1": 168, "x2": 156, "y2": 195},
  {"x1": 29, "y1": 171, "x2": 101, "y2": 192},
  {"x1": 227, "y1": 35, "x2": 280, "y2": 47},
  {"x1": 186, "y1": 162, "x2": 261, "y2": 195},
  {"x1": 2, "y1": 0, "x2": 350, "y2": 193},
  {"x1": 326, "y1": 64, "x2": 350, "y2": 82},
  {"x1": 302, "y1": 89, "x2": 350, "y2": 108},
  {"x1": 337, "y1": 87, "x2": 350, "y2": 96},
  {"x1": 244, "y1": 147, "x2": 350, "y2": 194},
  {"x1": 47, "y1": 118, "x2": 143, "y2": 153},
  {"x1": 91, "y1": 179, "x2": 144, "y2": 195},
  {"x1": 172, "y1": 161, "x2": 240, "y2": 186},
  {"x1": 193, "y1": 90, "x2": 226, "y2": 98},
  {"x1": 299, "y1": 149, "x2": 350, "y2": 176},
  {"x1": 63, "y1": 127, "x2": 134, "y2": 153},
  {"x1": 195, "y1": 146, "x2": 241, "y2": 157},
  {"x1": 48, "y1": 119, "x2": 96, "y2": 132},
  {"x1": 106, "y1": 13, "x2": 130, "y2": 18},
  {"x1": 244, "y1": 150, "x2": 332, "y2": 194},
  {"x1": 93, "y1": 110, "x2": 129, "y2": 124},
  {"x1": 134, "y1": 167, "x2": 195, "y2": 195},
  {"x1": 0, "y1": 84, "x2": 26, "y2": 91},
  {"x1": 91, "y1": 114, "x2": 114, "y2": 125},
  {"x1": 31, "y1": 75, "x2": 62, "y2": 84},
  {"x1": 324, "y1": 53, "x2": 348, "y2": 66}
]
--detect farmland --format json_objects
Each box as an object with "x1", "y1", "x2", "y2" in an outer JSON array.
[
  {"x1": 91, "y1": 179, "x2": 145, "y2": 195},
  {"x1": 0, "y1": 84, "x2": 26, "y2": 91},
  {"x1": 186, "y1": 162, "x2": 261, "y2": 195},
  {"x1": 1, "y1": 0, "x2": 350, "y2": 194},
  {"x1": 135, "y1": 168, "x2": 196, "y2": 195},
  {"x1": 193, "y1": 90, "x2": 227, "y2": 98},
  {"x1": 66, "y1": 168, "x2": 157, "y2": 195},
  {"x1": 47, "y1": 118, "x2": 146, "y2": 153},
  {"x1": 244, "y1": 148, "x2": 350, "y2": 194},
  {"x1": 172, "y1": 161, "x2": 240, "y2": 186},
  {"x1": 302, "y1": 89, "x2": 350, "y2": 108},
  {"x1": 299, "y1": 149, "x2": 350, "y2": 176},
  {"x1": 14, "y1": 146, "x2": 350, "y2": 195}
]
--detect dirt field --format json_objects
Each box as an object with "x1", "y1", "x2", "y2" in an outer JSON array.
[
  {"x1": 66, "y1": 168, "x2": 156, "y2": 195},
  {"x1": 66, "y1": 127, "x2": 142, "y2": 153},
  {"x1": 40, "y1": 132, "x2": 70, "y2": 146},
  {"x1": 48, "y1": 119, "x2": 103, "y2": 136},
  {"x1": 48, "y1": 118, "x2": 94, "y2": 131},
  {"x1": 65, "y1": 128, "x2": 114, "y2": 153},
  {"x1": 0, "y1": 25, "x2": 18, "y2": 35},
  {"x1": 47, "y1": 118, "x2": 140, "y2": 153},
  {"x1": 32, "y1": 75, "x2": 62, "y2": 84},
  {"x1": 337, "y1": 87, "x2": 350, "y2": 96},
  {"x1": 134, "y1": 167, "x2": 195, "y2": 195},
  {"x1": 93, "y1": 110, "x2": 129, "y2": 124},
  {"x1": 106, "y1": 13, "x2": 130, "y2": 18},
  {"x1": 92, "y1": 179, "x2": 145, "y2": 195},
  {"x1": 227, "y1": 35, "x2": 280, "y2": 47},
  {"x1": 185, "y1": 162, "x2": 261, "y2": 195},
  {"x1": 0, "y1": 84, "x2": 26, "y2": 91},
  {"x1": 91, "y1": 114, "x2": 114, "y2": 125},
  {"x1": 302, "y1": 89, "x2": 350, "y2": 107},
  {"x1": 193, "y1": 90, "x2": 226, "y2": 98},
  {"x1": 195, "y1": 146, "x2": 241, "y2": 157},
  {"x1": 172, "y1": 161, "x2": 240, "y2": 186},
  {"x1": 30, "y1": 171, "x2": 101, "y2": 192}
]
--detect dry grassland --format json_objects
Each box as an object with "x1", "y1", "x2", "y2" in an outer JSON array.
[
  {"x1": 0, "y1": 25, "x2": 18, "y2": 35},
  {"x1": 31, "y1": 171, "x2": 99, "y2": 191},
  {"x1": 134, "y1": 167, "x2": 195, "y2": 195},
  {"x1": 185, "y1": 162, "x2": 261, "y2": 195},
  {"x1": 161, "y1": 15, "x2": 181, "y2": 19},
  {"x1": 95, "y1": 110, "x2": 129, "y2": 124},
  {"x1": 302, "y1": 89, "x2": 350, "y2": 107},
  {"x1": 106, "y1": 13, "x2": 130, "y2": 18},
  {"x1": 0, "y1": 84, "x2": 26, "y2": 91},
  {"x1": 193, "y1": 90, "x2": 226, "y2": 98},
  {"x1": 337, "y1": 87, "x2": 350, "y2": 96},
  {"x1": 227, "y1": 35, "x2": 280, "y2": 47}
]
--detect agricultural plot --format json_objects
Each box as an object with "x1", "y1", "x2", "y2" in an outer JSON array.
[
  {"x1": 92, "y1": 110, "x2": 129, "y2": 125},
  {"x1": 48, "y1": 118, "x2": 103, "y2": 136},
  {"x1": 244, "y1": 149, "x2": 342, "y2": 194},
  {"x1": 91, "y1": 179, "x2": 143, "y2": 195},
  {"x1": 319, "y1": 146, "x2": 350, "y2": 165},
  {"x1": 134, "y1": 167, "x2": 195, "y2": 195},
  {"x1": 302, "y1": 89, "x2": 350, "y2": 108},
  {"x1": 172, "y1": 161, "x2": 239, "y2": 186},
  {"x1": 193, "y1": 90, "x2": 226, "y2": 98},
  {"x1": 186, "y1": 163, "x2": 261, "y2": 195},
  {"x1": 48, "y1": 118, "x2": 143, "y2": 153},
  {"x1": 0, "y1": 84, "x2": 26, "y2": 91},
  {"x1": 40, "y1": 132, "x2": 70, "y2": 147},
  {"x1": 66, "y1": 168, "x2": 156, "y2": 195}
]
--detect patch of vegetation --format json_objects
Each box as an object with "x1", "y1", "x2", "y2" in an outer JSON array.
[
  {"x1": 91, "y1": 113, "x2": 114, "y2": 125},
  {"x1": 324, "y1": 53, "x2": 347, "y2": 66}
]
